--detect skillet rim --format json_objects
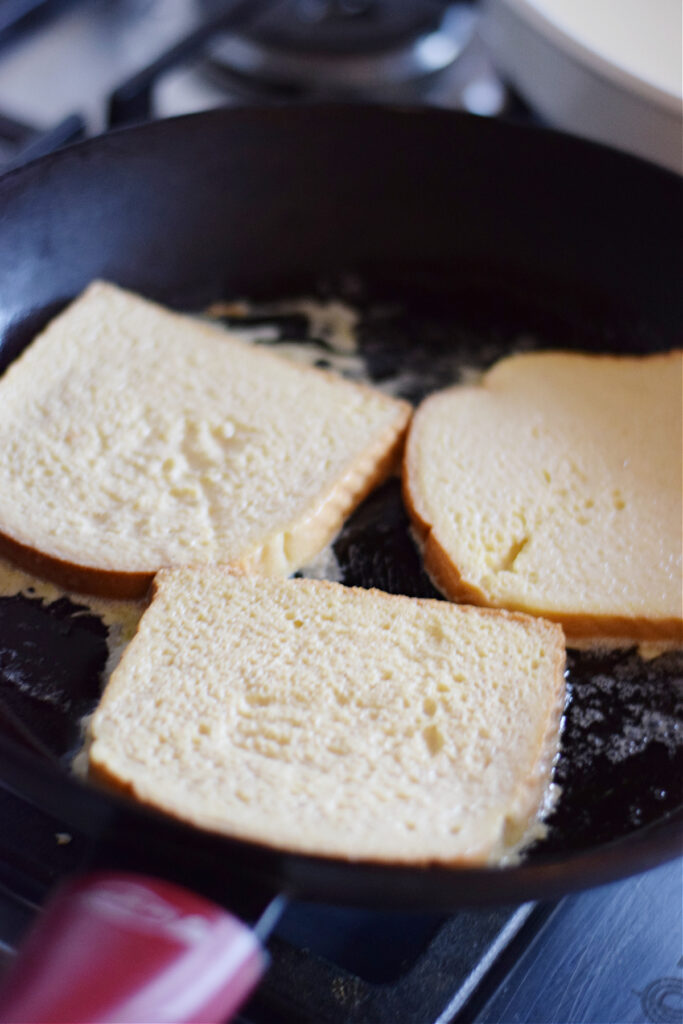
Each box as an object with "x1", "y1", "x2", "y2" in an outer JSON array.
[{"x1": 1, "y1": 100, "x2": 683, "y2": 188}]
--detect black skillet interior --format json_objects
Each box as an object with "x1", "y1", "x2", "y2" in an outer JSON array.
[{"x1": 0, "y1": 106, "x2": 681, "y2": 909}]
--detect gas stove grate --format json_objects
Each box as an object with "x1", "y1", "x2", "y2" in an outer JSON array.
[
  {"x1": 107, "y1": 0, "x2": 276, "y2": 128},
  {"x1": 0, "y1": 108, "x2": 82, "y2": 170}
]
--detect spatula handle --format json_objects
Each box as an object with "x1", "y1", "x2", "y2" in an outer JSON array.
[{"x1": 0, "y1": 872, "x2": 267, "y2": 1023}]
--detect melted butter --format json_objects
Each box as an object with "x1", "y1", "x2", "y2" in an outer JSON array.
[
  {"x1": 203, "y1": 298, "x2": 366, "y2": 380},
  {"x1": 567, "y1": 635, "x2": 682, "y2": 657},
  {"x1": 297, "y1": 544, "x2": 343, "y2": 583},
  {"x1": 0, "y1": 555, "x2": 145, "y2": 639},
  {"x1": 0, "y1": 554, "x2": 146, "y2": 774},
  {"x1": 72, "y1": 713, "x2": 94, "y2": 779},
  {"x1": 206, "y1": 297, "x2": 360, "y2": 354},
  {"x1": 271, "y1": 298, "x2": 359, "y2": 353},
  {"x1": 637, "y1": 641, "x2": 681, "y2": 660},
  {"x1": 265, "y1": 341, "x2": 366, "y2": 379}
]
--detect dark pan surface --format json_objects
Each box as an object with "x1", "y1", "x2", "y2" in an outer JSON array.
[{"x1": 0, "y1": 107, "x2": 681, "y2": 908}]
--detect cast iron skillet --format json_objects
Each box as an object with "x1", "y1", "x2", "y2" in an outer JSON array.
[{"x1": 0, "y1": 106, "x2": 681, "y2": 913}]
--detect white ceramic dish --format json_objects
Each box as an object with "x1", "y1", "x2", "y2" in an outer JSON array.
[{"x1": 480, "y1": 0, "x2": 682, "y2": 173}]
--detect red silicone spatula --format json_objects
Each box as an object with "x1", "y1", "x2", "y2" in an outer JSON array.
[{"x1": 0, "y1": 871, "x2": 282, "y2": 1023}]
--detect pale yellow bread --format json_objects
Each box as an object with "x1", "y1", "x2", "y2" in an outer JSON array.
[
  {"x1": 403, "y1": 350, "x2": 683, "y2": 643},
  {"x1": 89, "y1": 569, "x2": 566, "y2": 866},
  {"x1": 0, "y1": 282, "x2": 410, "y2": 597}
]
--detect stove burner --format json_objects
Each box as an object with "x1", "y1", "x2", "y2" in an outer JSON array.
[
  {"x1": 217, "y1": 0, "x2": 447, "y2": 54},
  {"x1": 204, "y1": 2, "x2": 476, "y2": 100}
]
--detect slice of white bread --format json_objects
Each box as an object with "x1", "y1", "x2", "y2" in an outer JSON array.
[
  {"x1": 0, "y1": 282, "x2": 410, "y2": 597},
  {"x1": 88, "y1": 569, "x2": 566, "y2": 865},
  {"x1": 403, "y1": 350, "x2": 683, "y2": 643}
]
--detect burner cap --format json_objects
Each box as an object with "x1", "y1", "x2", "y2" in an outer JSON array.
[
  {"x1": 235, "y1": 0, "x2": 447, "y2": 55},
  {"x1": 205, "y1": 2, "x2": 475, "y2": 99}
]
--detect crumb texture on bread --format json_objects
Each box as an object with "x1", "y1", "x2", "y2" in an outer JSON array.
[
  {"x1": 0, "y1": 282, "x2": 410, "y2": 594},
  {"x1": 403, "y1": 351, "x2": 683, "y2": 642},
  {"x1": 89, "y1": 570, "x2": 565, "y2": 865}
]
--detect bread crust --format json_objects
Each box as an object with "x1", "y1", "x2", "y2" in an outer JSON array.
[
  {"x1": 0, "y1": 530, "x2": 154, "y2": 599},
  {"x1": 402, "y1": 351, "x2": 683, "y2": 645}
]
